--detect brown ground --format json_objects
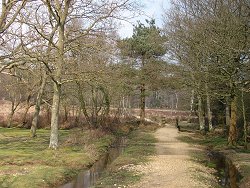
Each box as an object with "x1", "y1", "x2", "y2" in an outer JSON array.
[{"x1": 128, "y1": 125, "x2": 217, "y2": 188}]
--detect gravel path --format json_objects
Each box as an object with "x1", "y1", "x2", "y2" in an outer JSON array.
[{"x1": 129, "y1": 125, "x2": 216, "y2": 188}]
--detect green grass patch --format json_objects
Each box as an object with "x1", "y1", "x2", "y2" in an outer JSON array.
[
  {"x1": 177, "y1": 122, "x2": 250, "y2": 187},
  {"x1": 200, "y1": 136, "x2": 228, "y2": 150},
  {"x1": 94, "y1": 169, "x2": 141, "y2": 188},
  {"x1": 177, "y1": 130, "x2": 228, "y2": 150},
  {"x1": 94, "y1": 130, "x2": 157, "y2": 187},
  {"x1": 0, "y1": 127, "x2": 115, "y2": 188}
]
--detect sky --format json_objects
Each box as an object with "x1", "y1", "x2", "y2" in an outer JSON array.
[{"x1": 118, "y1": 0, "x2": 171, "y2": 38}]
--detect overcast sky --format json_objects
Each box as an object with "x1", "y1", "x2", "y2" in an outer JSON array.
[{"x1": 118, "y1": 0, "x2": 171, "y2": 38}]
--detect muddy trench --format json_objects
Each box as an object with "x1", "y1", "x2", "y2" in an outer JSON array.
[
  {"x1": 58, "y1": 137, "x2": 127, "y2": 188},
  {"x1": 58, "y1": 135, "x2": 242, "y2": 188},
  {"x1": 206, "y1": 151, "x2": 242, "y2": 188}
]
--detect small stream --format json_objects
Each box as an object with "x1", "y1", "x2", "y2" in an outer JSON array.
[
  {"x1": 207, "y1": 151, "x2": 242, "y2": 188},
  {"x1": 59, "y1": 138, "x2": 126, "y2": 188},
  {"x1": 58, "y1": 137, "x2": 242, "y2": 188}
]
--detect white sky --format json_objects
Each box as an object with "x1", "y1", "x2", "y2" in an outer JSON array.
[
  {"x1": 118, "y1": 0, "x2": 171, "y2": 38},
  {"x1": 0, "y1": 0, "x2": 171, "y2": 39}
]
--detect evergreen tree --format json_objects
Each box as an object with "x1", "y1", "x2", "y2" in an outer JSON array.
[{"x1": 118, "y1": 19, "x2": 167, "y2": 124}]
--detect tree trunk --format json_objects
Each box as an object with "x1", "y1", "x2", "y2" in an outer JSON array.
[
  {"x1": 197, "y1": 94, "x2": 205, "y2": 131},
  {"x1": 241, "y1": 91, "x2": 248, "y2": 149},
  {"x1": 72, "y1": 105, "x2": 75, "y2": 117},
  {"x1": 91, "y1": 86, "x2": 98, "y2": 128},
  {"x1": 225, "y1": 97, "x2": 230, "y2": 135},
  {"x1": 49, "y1": 24, "x2": 64, "y2": 149},
  {"x1": 139, "y1": 56, "x2": 146, "y2": 125},
  {"x1": 21, "y1": 102, "x2": 31, "y2": 127},
  {"x1": 228, "y1": 95, "x2": 237, "y2": 146},
  {"x1": 190, "y1": 90, "x2": 194, "y2": 113},
  {"x1": 49, "y1": 82, "x2": 61, "y2": 149},
  {"x1": 171, "y1": 95, "x2": 174, "y2": 115},
  {"x1": 122, "y1": 96, "x2": 125, "y2": 115},
  {"x1": 63, "y1": 105, "x2": 68, "y2": 122},
  {"x1": 128, "y1": 96, "x2": 131, "y2": 109},
  {"x1": 99, "y1": 87, "x2": 110, "y2": 126},
  {"x1": 175, "y1": 93, "x2": 178, "y2": 110},
  {"x1": 205, "y1": 83, "x2": 213, "y2": 131},
  {"x1": 31, "y1": 68, "x2": 47, "y2": 137},
  {"x1": 7, "y1": 99, "x2": 20, "y2": 128},
  {"x1": 30, "y1": 71, "x2": 47, "y2": 138},
  {"x1": 140, "y1": 83, "x2": 146, "y2": 125},
  {"x1": 47, "y1": 0, "x2": 69, "y2": 148},
  {"x1": 7, "y1": 110, "x2": 14, "y2": 128},
  {"x1": 46, "y1": 104, "x2": 51, "y2": 123},
  {"x1": 188, "y1": 89, "x2": 195, "y2": 122},
  {"x1": 102, "y1": 87, "x2": 110, "y2": 117},
  {"x1": 77, "y1": 82, "x2": 92, "y2": 126}
]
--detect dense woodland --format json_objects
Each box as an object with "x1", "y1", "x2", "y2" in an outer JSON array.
[{"x1": 0, "y1": 0, "x2": 249, "y2": 149}]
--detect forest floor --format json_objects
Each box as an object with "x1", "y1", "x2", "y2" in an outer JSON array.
[{"x1": 128, "y1": 125, "x2": 218, "y2": 188}]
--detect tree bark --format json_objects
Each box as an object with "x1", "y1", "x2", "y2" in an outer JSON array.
[
  {"x1": 101, "y1": 86, "x2": 110, "y2": 117},
  {"x1": 140, "y1": 56, "x2": 146, "y2": 125},
  {"x1": 7, "y1": 98, "x2": 20, "y2": 128},
  {"x1": 49, "y1": 82, "x2": 61, "y2": 149},
  {"x1": 31, "y1": 73, "x2": 47, "y2": 137},
  {"x1": 241, "y1": 91, "x2": 248, "y2": 149},
  {"x1": 77, "y1": 82, "x2": 92, "y2": 126},
  {"x1": 225, "y1": 97, "x2": 230, "y2": 135},
  {"x1": 7, "y1": 110, "x2": 14, "y2": 128},
  {"x1": 63, "y1": 105, "x2": 68, "y2": 122},
  {"x1": 48, "y1": 9, "x2": 66, "y2": 148},
  {"x1": 47, "y1": 0, "x2": 71, "y2": 148},
  {"x1": 188, "y1": 89, "x2": 195, "y2": 122},
  {"x1": 197, "y1": 94, "x2": 205, "y2": 131},
  {"x1": 21, "y1": 98, "x2": 31, "y2": 127},
  {"x1": 91, "y1": 86, "x2": 99, "y2": 128},
  {"x1": 228, "y1": 95, "x2": 237, "y2": 146},
  {"x1": 190, "y1": 90, "x2": 194, "y2": 113},
  {"x1": 140, "y1": 83, "x2": 146, "y2": 125},
  {"x1": 175, "y1": 93, "x2": 178, "y2": 110},
  {"x1": 205, "y1": 83, "x2": 213, "y2": 131}
]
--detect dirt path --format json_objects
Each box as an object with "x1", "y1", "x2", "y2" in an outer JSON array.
[{"x1": 129, "y1": 125, "x2": 216, "y2": 188}]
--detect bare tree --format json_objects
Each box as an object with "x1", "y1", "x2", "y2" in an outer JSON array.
[
  {"x1": 22, "y1": 0, "x2": 139, "y2": 149},
  {"x1": 163, "y1": 0, "x2": 250, "y2": 144},
  {"x1": 0, "y1": 0, "x2": 27, "y2": 33}
]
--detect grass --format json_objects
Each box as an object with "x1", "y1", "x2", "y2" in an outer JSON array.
[
  {"x1": 0, "y1": 127, "x2": 115, "y2": 188},
  {"x1": 192, "y1": 170, "x2": 222, "y2": 188},
  {"x1": 94, "y1": 130, "x2": 157, "y2": 188},
  {"x1": 177, "y1": 135, "x2": 224, "y2": 188},
  {"x1": 177, "y1": 121, "x2": 250, "y2": 187},
  {"x1": 178, "y1": 134, "x2": 228, "y2": 150}
]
